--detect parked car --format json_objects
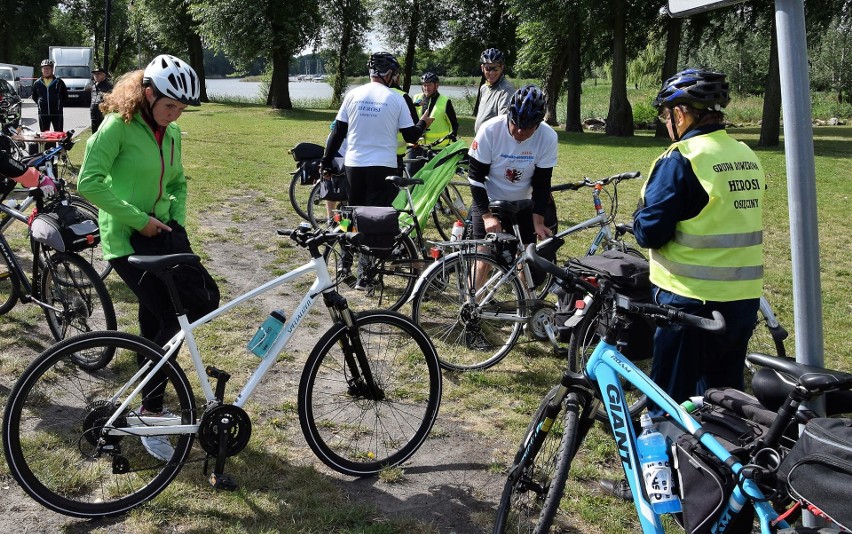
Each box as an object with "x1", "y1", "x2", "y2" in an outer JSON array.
[{"x1": 0, "y1": 78, "x2": 22, "y2": 127}]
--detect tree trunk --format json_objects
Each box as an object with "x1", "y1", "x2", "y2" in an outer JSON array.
[
  {"x1": 332, "y1": 21, "x2": 353, "y2": 107},
  {"x1": 758, "y1": 17, "x2": 781, "y2": 147},
  {"x1": 402, "y1": 0, "x2": 420, "y2": 93},
  {"x1": 656, "y1": 16, "x2": 681, "y2": 138},
  {"x1": 187, "y1": 32, "x2": 208, "y2": 103},
  {"x1": 268, "y1": 49, "x2": 292, "y2": 110},
  {"x1": 543, "y1": 42, "x2": 570, "y2": 126},
  {"x1": 605, "y1": 0, "x2": 633, "y2": 137},
  {"x1": 565, "y1": 17, "x2": 583, "y2": 133}
]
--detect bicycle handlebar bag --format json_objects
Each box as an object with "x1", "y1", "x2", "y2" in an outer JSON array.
[
  {"x1": 351, "y1": 206, "x2": 400, "y2": 258},
  {"x1": 778, "y1": 417, "x2": 852, "y2": 531},
  {"x1": 29, "y1": 203, "x2": 99, "y2": 252}
]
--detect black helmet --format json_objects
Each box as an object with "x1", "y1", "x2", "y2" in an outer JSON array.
[
  {"x1": 420, "y1": 72, "x2": 439, "y2": 84},
  {"x1": 509, "y1": 85, "x2": 546, "y2": 129},
  {"x1": 480, "y1": 48, "x2": 505, "y2": 65},
  {"x1": 40, "y1": 59, "x2": 54, "y2": 68},
  {"x1": 653, "y1": 68, "x2": 730, "y2": 111},
  {"x1": 368, "y1": 52, "x2": 400, "y2": 77}
]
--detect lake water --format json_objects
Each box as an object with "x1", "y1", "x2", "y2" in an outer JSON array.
[{"x1": 205, "y1": 78, "x2": 478, "y2": 101}]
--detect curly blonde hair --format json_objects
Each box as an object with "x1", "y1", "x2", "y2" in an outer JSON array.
[{"x1": 100, "y1": 70, "x2": 146, "y2": 123}]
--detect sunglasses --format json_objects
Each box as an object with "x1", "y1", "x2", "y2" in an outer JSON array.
[
  {"x1": 657, "y1": 109, "x2": 671, "y2": 122},
  {"x1": 483, "y1": 65, "x2": 502, "y2": 72}
]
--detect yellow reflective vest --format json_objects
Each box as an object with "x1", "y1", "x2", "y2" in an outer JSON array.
[
  {"x1": 642, "y1": 129, "x2": 765, "y2": 301},
  {"x1": 391, "y1": 87, "x2": 409, "y2": 156},
  {"x1": 414, "y1": 93, "x2": 451, "y2": 147}
]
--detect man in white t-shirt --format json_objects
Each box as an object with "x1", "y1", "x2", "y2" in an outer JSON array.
[
  {"x1": 322, "y1": 52, "x2": 432, "y2": 207},
  {"x1": 468, "y1": 84, "x2": 557, "y2": 245}
]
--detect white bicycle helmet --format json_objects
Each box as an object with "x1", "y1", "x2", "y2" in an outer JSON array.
[{"x1": 143, "y1": 54, "x2": 200, "y2": 106}]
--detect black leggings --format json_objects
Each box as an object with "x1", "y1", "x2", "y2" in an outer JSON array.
[{"x1": 110, "y1": 256, "x2": 216, "y2": 412}]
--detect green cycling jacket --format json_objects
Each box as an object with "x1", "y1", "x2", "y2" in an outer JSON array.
[{"x1": 77, "y1": 112, "x2": 187, "y2": 260}]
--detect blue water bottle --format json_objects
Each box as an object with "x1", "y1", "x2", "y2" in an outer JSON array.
[
  {"x1": 248, "y1": 309, "x2": 287, "y2": 358},
  {"x1": 636, "y1": 414, "x2": 681, "y2": 514}
]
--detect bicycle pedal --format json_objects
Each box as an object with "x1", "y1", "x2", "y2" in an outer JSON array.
[{"x1": 209, "y1": 472, "x2": 239, "y2": 491}]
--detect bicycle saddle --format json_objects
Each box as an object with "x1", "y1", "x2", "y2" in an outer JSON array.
[
  {"x1": 488, "y1": 199, "x2": 534, "y2": 217},
  {"x1": 386, "y1": 175, "x2": 423, "y2": 188},
  {"x1": 128, "y1": 253, "x2": 200, "y2": 273},
  {"x1": 748, "y1": 353, "x2": 852, "y2": 415}
]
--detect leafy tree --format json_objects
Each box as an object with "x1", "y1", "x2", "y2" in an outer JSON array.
[
  {"x1": 0, "y1": 0, "x2": 59, "y2": 65},
  {"x1": 319, "y1": 0, "x2": 369, "y2": 105},
  {"x1": 191, "y1": 0, "x2": 321, "y2": 109}
]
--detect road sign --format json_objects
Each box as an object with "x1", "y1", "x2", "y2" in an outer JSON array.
[{"x1": 668, "y1": 0, "x2": 748, "y2": 17}]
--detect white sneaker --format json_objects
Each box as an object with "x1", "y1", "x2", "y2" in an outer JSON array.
[
  {"x1": 139, "y1": 408, "x2": 176, "y2": 461},
  {"x1": 141, "y1": 435, "x2": 174, "y2": 461}
]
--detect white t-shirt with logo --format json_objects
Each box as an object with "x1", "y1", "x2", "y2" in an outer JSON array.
[
  {"x1": 468, "y1": 115, "x2": 558, "y2": 201},
  {"x1": 336, "y1": 82, "x2": 414, "y2": 168}
]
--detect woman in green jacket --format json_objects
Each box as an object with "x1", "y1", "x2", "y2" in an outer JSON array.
[{"x1": 78, "y1": 55, "x2": 218, "y2": 462}]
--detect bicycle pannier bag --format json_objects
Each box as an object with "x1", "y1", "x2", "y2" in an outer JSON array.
[
  {"x1": 778, "y1": 417, "x2": 852, "y2": 531},
  {"x1": 29, "y1": 203, "x2": 100, "y2": 252},
  {"x1": 352, "y1": 206, "x2": 400, "y2": 258},
  {"x1": 317, "y1": 172, "x2": 348, "y2": 201}
]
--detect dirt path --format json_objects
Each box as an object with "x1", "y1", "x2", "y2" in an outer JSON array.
[{"x1": 0, "y1": 194, "x2": 509, "y2": 533}]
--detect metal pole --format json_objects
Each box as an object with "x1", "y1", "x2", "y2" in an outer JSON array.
[
  {"x1": 103, "y1": 0, "x2": 112, "y2": 71},
  {"x1": 774, "y1": 0, "x2": 823, "y2": 372}
]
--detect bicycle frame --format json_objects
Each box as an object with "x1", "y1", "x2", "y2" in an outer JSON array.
[
  {"x1": 102, "y1": 253, "x2": 336, "y2": 438},
  {"x1": 585, "y1": 326, "x2": 788, "y2": 533}
]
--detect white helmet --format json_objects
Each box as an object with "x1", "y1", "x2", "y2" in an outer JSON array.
[{"x1": 143, "y1": 54, "x2": 200, "y2": 106}]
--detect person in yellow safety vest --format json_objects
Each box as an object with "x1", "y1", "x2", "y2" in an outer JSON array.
[
  {"x1": 406, "y1": 72, "x2": 460, "y2": 177},
  {"x1": 600, "y1": 68, "x2": 766, "y2": 503}
]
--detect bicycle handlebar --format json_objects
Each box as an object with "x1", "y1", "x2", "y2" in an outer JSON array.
[
  {"x1": 550, "y1": 171, "x2": 642, "y2": 193},
  {"x1": 524, "y1": 244, "x2": 725, "y2": 334}
]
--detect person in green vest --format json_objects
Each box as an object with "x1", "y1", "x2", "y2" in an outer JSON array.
[
  {"x1": 406, "y1": 72, "x2": 459, "y2": 177},
  {"x1": 600, "y1": 68, "x2": 766, "y2": 501}
]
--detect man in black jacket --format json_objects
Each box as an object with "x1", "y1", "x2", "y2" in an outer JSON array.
[
  {"x1": 31, "y1": 59, "x2": 68, "y2": 135},
  {"x1": 89, "y1": 66, "x2": 113, "y2": 133}
]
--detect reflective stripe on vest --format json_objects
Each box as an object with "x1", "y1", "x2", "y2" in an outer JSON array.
[
  {"x1": 391, "y1": 87, "x2": 409, "y2": 156},
  {"x1": 643, "y1": 129, "x2": 765, "y2": 301},
  {"x1": 416, "y1": 93, "x2": 451, "y2": 146}
]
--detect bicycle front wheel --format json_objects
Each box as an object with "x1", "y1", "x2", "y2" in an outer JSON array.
[
  {"x1": 494, "y1": 389, "x2": 585, "y2": 533},
  {"x1": 289, "y1": 171, "x2": 311, "y2": 222},
  {"x1": 298, "y1": 310, "x2": 442, "y2": 477},
  {"x1": 41, "y1": 251, "x2": 117, "y2": 370},
  {"x1": 3, "y1": 331, "x2": 196, "y2": 518},
  {"x1": 411, "y1": 252, "x2": 524, "y2": 371},
  {"x1": 0, "y1": 245, "x2": 21, "y2": 314}
]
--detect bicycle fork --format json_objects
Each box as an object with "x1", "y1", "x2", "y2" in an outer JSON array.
[{"x1": 324, "y1": 291, "x2": 385, "y2": 401}]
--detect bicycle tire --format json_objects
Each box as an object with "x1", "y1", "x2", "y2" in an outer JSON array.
[
  {"x1": 747, "y1": 309, "x2": 787, "y2": 360},
  {"x1": 67, "y1": 195, "x2": 112, "y2": 280},
  {"x1": 0, "y1": 244, "x2": 21, "y2": 314},
  {"x1": 568, "y1": 297, "x2": 648, "y2": 422},
  {"x1": 3, "y1": 331, "x2": 196, "y2": 518},
  {"x1": 431, "y1": 183, "x2": 470, "y2": 241},
  {"x1": 493, "y1": 387, "x2": 573, "y2": 533},
  {"x1": 40, "y1": 251, "x2": 117, "y2": 371},
  {"x1": 411, "y1": 252, "x2": 524, "y2": 371},
  {"x1": 536, "y1": 392, "x2": 594, "y2": 532},
  {"x1": 298, "y1": 310, "x2": 442, "y2": 477},
  {"x1": 307, "y1": 181, "x2": 346, "y2": 229},
  {"x1": 323, "y1": 232, "x2": 419, "y2": 311},
  {"x1": 289, "y1": 171, "x2": 311, "y2": 222}
]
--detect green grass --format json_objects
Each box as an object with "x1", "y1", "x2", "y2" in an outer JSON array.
[{"x1": 4, "y1": 101, "x2": 849, "y2": 532}]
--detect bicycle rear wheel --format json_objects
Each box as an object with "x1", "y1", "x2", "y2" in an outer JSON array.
[
  {"x1": 411, "y1": 252, "x2": 524, "y2": 371},
  {"x1": 0, "y1": 246, "x2": 21, "y2": 314},
  {"x1": 494, "y1": 388, "x2": 586, "y2": 533},
  {"x1": 323, "y1": 232, "x2": 419, "y2": 311},
  {"x1": 41, "y1": 251, "x2": 117, "y2": 371},
  {"x1": 298, "y1": 310, "x2": 442, "y2": 477},
  {"x1": 568, "y1": 298, "x2": 649, "y2": 422},
  {"x1": 2, "y1": 331, "x2": 196, "y2": 518}
]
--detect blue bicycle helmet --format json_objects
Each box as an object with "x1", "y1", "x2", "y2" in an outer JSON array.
[
  {"x1": 480, "y1": 48, "x2": 505, "y2": 65},
  {"x1": 653, "y1": 68, "x2": 730, "y2": 111},
  {"x1": 368, "y1": 52, "x2": 400, "y2": 77},
  {"x1": 509, "y1": 85, "x2": 546, "y2": 129}
]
